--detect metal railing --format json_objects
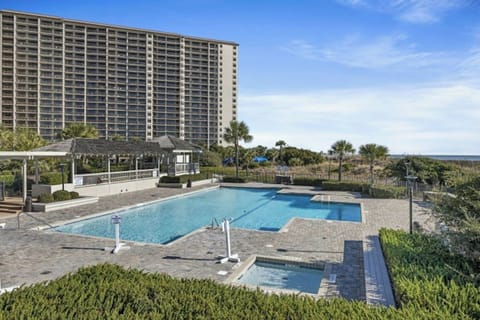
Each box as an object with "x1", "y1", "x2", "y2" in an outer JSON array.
[
  {"x1": 168, "y1": 163, "x2": 200, "y2": 176},
  {"x1": 74, "y1": 168, "x2": 159, "y2": 186}
]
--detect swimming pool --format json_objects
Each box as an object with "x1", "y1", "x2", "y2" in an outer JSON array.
[{"x1": 56, "y1": 187, "x2": 361, "y2": 244}]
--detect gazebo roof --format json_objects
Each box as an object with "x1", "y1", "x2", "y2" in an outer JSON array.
[
  {"x1": 150, "y1": 135, "x2": 202, "y2": 152},
  {"x1": 32, "y1": 136, "x2": 202, "y2": 156},
  {"x1": 33, "y1": 138, "x2": 161, "y2": 155}
]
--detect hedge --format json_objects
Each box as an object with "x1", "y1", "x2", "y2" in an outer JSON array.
[
  {"x1": 0, "y1": 174, "x2": 15, "y2": 185},
  {"x1": 39, "y1": 172, "x2": 68, "y2": 185},
  {"x1": 160, "y1": 176, "x2": 181, "y2": 183},
  {"x1": 292, "y1": 177, "x2": 325, "y2": 186},
  {"x1": 370, "y1": 185, "x2": 406, "y2": 199},
  {"x1": 53, "y1": 190, "x2": 72, "y2": 201},
  {"x1": 69, "y1": 191, "x2": 80, "y2": 199},
  {"x1": 2, "y1": 230, "x2": 479, "y2": 319},
  {"x1": 380, "y1": 229, "x2": 480, "y2": 319},
  {"x1": 321, "y1": 180, "x2": 369, "y2": 192},
  {"x1": 37, "y1": 193, "x2": 54, "y2": 203},
  {"x1": 0, "y1": 264, "x2": 403, "y2": 319},
  {"x1": 222, "y1": 176, "x2": 247, "y2": 183}
]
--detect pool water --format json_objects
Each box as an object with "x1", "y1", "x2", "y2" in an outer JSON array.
[
  {"x1": 236, "y1": 261, "x2": 323, "y2": 294},
  {"x1": 56, "y1": 187, "x2": 361, "y2": 244}
]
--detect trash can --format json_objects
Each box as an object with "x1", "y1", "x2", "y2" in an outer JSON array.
[
  {"x1": 24, "y1": 195, "x2": 32, "y2": 212},
  {"x1": 187, "y1": 179, "x2": 192, "y2": 188}
]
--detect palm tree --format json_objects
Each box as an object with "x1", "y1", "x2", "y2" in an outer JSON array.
[
  {"x1": 59, "y1": 123, "x2": 99, "y2": 139},
  {"x1": 330, "y1": 140, "x2": 355, "y2": 181},
  {"x1": 359, "y1": 143, "x2": 389, "y2": 185},
  {"x1": 0, "y1": 127, "x2": 46, "y2": 151},
  {"x1": 275, "y1": 140, "x2": 287, "y2": 165},
  {"x1": 223, "y1": 120, "x2": 253, "y2": 177}
]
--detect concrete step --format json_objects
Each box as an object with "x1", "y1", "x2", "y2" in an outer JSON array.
[
  {"x1": 0, "y1": 208, "x2": 22, "y2": 214},
  {"x1": 0, "y1": 201, "x2": 23, "y2": 214}
]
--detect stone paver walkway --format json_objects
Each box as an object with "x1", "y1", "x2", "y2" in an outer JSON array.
[{"x1": 0, "y1": 183, "x2": 434, "y2": 304}]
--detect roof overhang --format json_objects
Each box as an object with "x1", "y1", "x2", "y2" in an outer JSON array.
[{"x1": 0, "y1": 151, "x2": 68, "y2": 160}]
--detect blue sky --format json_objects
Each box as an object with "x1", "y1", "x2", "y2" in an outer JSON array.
[{"x1": 3, "y1": 0, "x2": 480, "y2": 154}]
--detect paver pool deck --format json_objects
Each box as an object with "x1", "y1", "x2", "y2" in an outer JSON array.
[{"x1": 0, "y1": 183, "x2": 435, "y2": 304}]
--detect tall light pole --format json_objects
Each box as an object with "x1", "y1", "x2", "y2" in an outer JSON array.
[{"x1": 405, "y1": 175, "x2": 417, "y2": 234}]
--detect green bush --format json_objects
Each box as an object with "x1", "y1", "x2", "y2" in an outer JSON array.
[
  {"x1": 37, "y1": 193, "x2": 54, "y2": 203},
  {"x1": 2, "y1": 233, "x2": 479, "y2": 319},
  {"x1": 0, "y1": 173, "x2": 14, "y2": 184},
  {"x1": 380, "y1": 229, "x2": 480, "y2": 318},
  {"x1": 370, "y1": 185, "x2": 406, "y2": 199},
  {"x1": 222, "y1": 176, "x2": 246, "y2": 183},
  {"x1": 321, "y1": 180, "x2": 369, "y2": 192},
  {"x1": 178, "y1": 172, "x2": 210, "y2": 183},
  {"x1": 52, "y1": 190, "x2": 72, "y2": 201},
  {"x1": 39, "y1": 172, "x2": 68, "y2": 185},
  {"x1": 69, "y1": 191, "x2": 80, "y2": 199},
  {"x1": 292, "y1": 177, "x2": 325, "y2": 186},
  {"x1": 0, "y1": 264, "x2": 396, "y2": 319},
  {"x1": 159, "y1": 176, "x2": 181, "y2": 183}
]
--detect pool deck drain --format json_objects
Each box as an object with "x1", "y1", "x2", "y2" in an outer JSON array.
[{"x1": 0, "y1": 183, "x2": 434, "y2": 304}]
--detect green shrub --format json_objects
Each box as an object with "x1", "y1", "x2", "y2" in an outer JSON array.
[
  {"x1": 321, "y1": 180, "x2": 369, "y2": 192},
  {"x1": 0, "y1": 264, "x2": 398, "y2": 319},
  {"x1": 222, "y1": 176, "x2": 246, "y2": 183},
  {"x1": 380, "y1": 229, "x2": 480, "y2": 318},
  {"x1": 39, "y1": 172, "x2": 68, "y2": 185},
  {"x1": 0, "y1": 230, "x2": 478, "y2": 319},
  {"x1": 0, "y1": 174, "x2": 15, "y2": 184},
  {"x1": 52, "y1": 190, "x2": 72, "y2": 201},
  {"x1": 37, "y1": 193, "x2": 54, "y2": 203},
  {"x1": 292, "y1": 177, "x2": 324, "y2": 186},
  {"x1": 178, "y1": 172, "x2": 210, "y2": 183},
  {"x1": 160, "y1": 176, "x2": 181, "y2": 183},
  {"x1": 69, "y1": 191, "x2": 80, "y2": 199},
  {"x1": 370, "y1": 185, "x2": 406, "y2": 199}
]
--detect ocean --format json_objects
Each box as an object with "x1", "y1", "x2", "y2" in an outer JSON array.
[{"x1": 389, "y1": 155, "x2": 480, "y2": 162}]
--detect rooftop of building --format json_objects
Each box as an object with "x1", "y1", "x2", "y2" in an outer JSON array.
[{"x1": 0, "y1": 9, "x2": 239, "y2": 46}]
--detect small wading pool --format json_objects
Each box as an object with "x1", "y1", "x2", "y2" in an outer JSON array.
[{"x1": 233, "y1": 257, "x2": 324, "y2": 295}]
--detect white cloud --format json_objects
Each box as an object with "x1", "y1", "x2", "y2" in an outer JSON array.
[
  {"x1": 282, "y1": 35, "x2": 450, "y2": 69},
  {"x1": 337, "y1": 0, "x2": 468, "y2": 24},
  {"x1": 240, "y1": 83, "x2": 480, "y2": 154}
]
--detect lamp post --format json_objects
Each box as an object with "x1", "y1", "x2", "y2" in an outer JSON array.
[
  {"x1": 59, "y1": 163, "x2": 66, "y2": 191},
  {"x1": 405, "y1": 175, "x2": 417, "y2": 234}
]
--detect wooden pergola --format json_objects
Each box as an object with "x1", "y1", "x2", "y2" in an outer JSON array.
[
  {"x1": 0, "y1": 136, "x2": 202, "y2": 203},
  {"x1": 0, "y1": 151, "x2": 67, "y2": 202}
]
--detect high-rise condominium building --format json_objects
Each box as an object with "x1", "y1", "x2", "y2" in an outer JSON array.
[{"x1": 0, "y1": 10, "x2": 238, "y2": 146}]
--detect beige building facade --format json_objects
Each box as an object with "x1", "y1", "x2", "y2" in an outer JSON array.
[{"x1": 0, "y1": 10, "x2": 238, "y2": 147}]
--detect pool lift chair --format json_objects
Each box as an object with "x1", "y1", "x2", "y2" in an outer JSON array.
[{"x1": 218, "y1": 218, "x2": 240, "y2": 264}]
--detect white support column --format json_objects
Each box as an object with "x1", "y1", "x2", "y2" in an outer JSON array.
[
  {"x1": 22, "y1": 159, "x2": 27, "y2": 203},
  {"x1": 135, "y1": 157, "x2": 138, "y2": 180},
  {"x1": 71, "y1": 158, "x2": 75, "y2": 186},
  {"x1": 34, "y1": 159, "x2": 39, "y2": 184},
  {"x1": 107, "y1": 156, "x2": 111, "y2": 184}
]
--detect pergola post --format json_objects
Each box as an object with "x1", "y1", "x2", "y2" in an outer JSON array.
[
  {"x1": 70, "y1": 157, "x2": 75, "y2": 186},
  {"x1": 22, "y1": 158, "x2": 27, "y2": 203},
  {"x1": 34, "y1": 158, "x2": 39, "y2": 184},
  {"x1": 135, "y1": 156, "x2": 138, "y2": 180},
  {"x1": 107, "y1": 155, "x2": 111, "y2": 184}
]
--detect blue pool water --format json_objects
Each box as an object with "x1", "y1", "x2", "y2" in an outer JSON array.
[
  {"x1": 56, "y1": 187, "x2": 361, "y2": 244},
  {"x1": 236, "y1": 261, "x2": 323, "y2": 294}
]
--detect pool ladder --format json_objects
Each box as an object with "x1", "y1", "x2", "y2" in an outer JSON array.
[{"x1": 211, "y1": 217, "x2": 220, "y2": 228}]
